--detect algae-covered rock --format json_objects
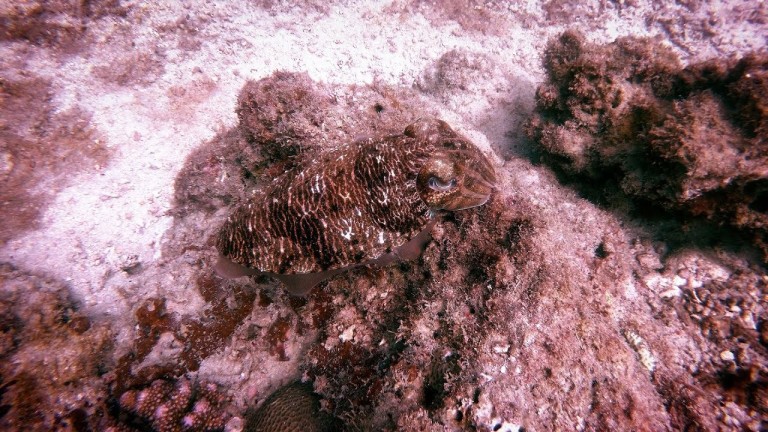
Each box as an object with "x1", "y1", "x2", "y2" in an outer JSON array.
[{"x1": 526, "y1": 31, "x2": 768, "y2": 261}]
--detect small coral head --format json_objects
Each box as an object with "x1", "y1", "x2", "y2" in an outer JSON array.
[{"x1": 417, "y1": 147, "x2": 496, "y2": 211}]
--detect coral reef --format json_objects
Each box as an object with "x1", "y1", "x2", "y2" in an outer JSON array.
[
  {"x1": 202, "y1": 73, "x2": 765, "y2": 431},
  {"x1": 642, "y1": 252, "x2": 768, "y2": 430},
  {"x1": 114, "y1": 73, "x2": 444, "y2": 415},
  {"x1": 525, "y1": 31, "x2": 768, "y2": 260},
  {"x1": 128, "y1": 70, "x2": 768, "y2": 430},
  {"x1": 0, "y1": 263, "x2": 113, "y2": 430},
  {"x1": 4, "y1": 27, "x2": 768, "y2": 431},
  {"x1": 179, "y1": 75, "x2": 648, "y2": 430},
  {"x1": 0, "y1": 66, "x2": 764, "y2": 431},
  {"x1": 110, "y1": 273, "x2": 257, "y2": 394},
  {"x1": 113, "y1": 377, "x2": 229, "y2": 432},
  {"x1": 2, "y1": 2, "x2": 767, "y2": 432}
]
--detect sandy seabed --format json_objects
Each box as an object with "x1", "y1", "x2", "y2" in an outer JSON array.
[{"x1": 1, "y1": 1, "x2": 767, "y2": 431}]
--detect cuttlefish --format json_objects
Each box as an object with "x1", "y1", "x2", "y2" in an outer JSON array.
[{"x1": 215, "y1": 117, "x2": 496, "y2": 295}]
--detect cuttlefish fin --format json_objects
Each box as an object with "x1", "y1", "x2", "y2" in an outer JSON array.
[
  {"x1": 394, "y1": 218, "x2": 437, "y2": 261},
  {"x1": 215, "y1": 218, "x2": 438, "y2": 296},
  {"x1": 371, "y1": 218, "x2": 438, "y2": 265},
  {"x1": 214, "y1": 253, "x2": 261, "y2": 278},
  {"x1": 215, "y1": 253, "x2": 344, "y2": 296},
  {"x1": 370, "y1": 218, "x2": 437, "y2": 267},
  {"x1": 271, "y1": 268, "x2": 348, "y2": 297}
]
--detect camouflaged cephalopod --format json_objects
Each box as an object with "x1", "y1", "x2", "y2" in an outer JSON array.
[{"x1": 216, "y1": 117, "x2": 496, "y2": 295}]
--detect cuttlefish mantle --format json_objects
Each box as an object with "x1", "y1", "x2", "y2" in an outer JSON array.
[{"x1": 215, "y1": 118, "x2": 496, "y2": 296}]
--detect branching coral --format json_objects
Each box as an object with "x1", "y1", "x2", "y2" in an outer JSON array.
[
  {"x1": 115, "y1": 377, "x2": 229, "y2": 432},
  {"x1": 111, "y1": 273, "x2": 257, "y2": 394}
]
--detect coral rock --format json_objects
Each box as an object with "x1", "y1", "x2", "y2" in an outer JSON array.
[
  {"x1": 526, "y1": 31, "x2": 768, "y2": 260},
  {"x1": 0, "y1": 264, "x2": 113, "y2": 430}
]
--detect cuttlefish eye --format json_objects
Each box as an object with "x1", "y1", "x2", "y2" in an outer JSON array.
[
  {"x1": 427, "y1": 176, "x2": 458, "y2": 192},
  {"x1": 417, "y1": 148, "x2": 496, "y2": 211}
]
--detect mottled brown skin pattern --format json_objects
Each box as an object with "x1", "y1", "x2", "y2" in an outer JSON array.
[{"x1": 217, "y1": 117, "x2": 495, "y2": 279}]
